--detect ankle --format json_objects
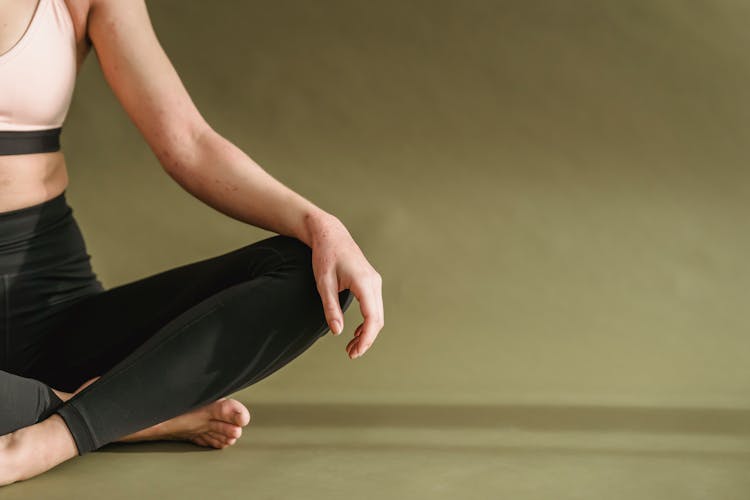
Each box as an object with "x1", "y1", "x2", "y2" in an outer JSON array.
[
  {"x1": 0, "y1": 430, "x2": 17, "y2": 457},
  {"x1": 13, "y1": 415, "x2": 79, "y2": 469},
  {"x1": 43, "y1": 415, "x2": 79, "y2": 458},
  {"x1": 0, "y1": 432, "x2": 20, "y2": 482},
  {"x1": 0, "y1": 415, "x2": 80, "y2": 485}
]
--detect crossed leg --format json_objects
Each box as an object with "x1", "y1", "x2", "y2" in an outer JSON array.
[
  {"x1": 0, "y1": 234, "x2": 353, "y2": 485},
  {"x1": 50, "y1": 375, "x2": 249, "y2": 449}
]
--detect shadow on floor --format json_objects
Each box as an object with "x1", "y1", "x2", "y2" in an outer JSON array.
[
  {"x1": 95, "y1": 402, "x2": 750, "y2": 460},
  {"x1": 198, "y1": 402, "x2": 750, "y2": 434}
]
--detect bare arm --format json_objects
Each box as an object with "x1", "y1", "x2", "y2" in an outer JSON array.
[{"x1": 87, "y1": 0, "x2": 384, "y2": 358}]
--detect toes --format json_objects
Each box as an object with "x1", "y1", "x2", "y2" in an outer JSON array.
[
  {"x1": 209, "y1": 421, "x2": 242, "y2": 440},
  {"x1": 204, "y1": 432, "x2": 229, "y2": 449},
  {"x1": 192, "y1": 431, "x2": 227, "y2": 449},
  {"x1": 233, "y1": 410, "x2": 250, "y2": 427},
  {"x1": 213, "y1": 399, "x2": 251, "y2": 427},
  {"x1": 192, "y1": 435, "x2": 219, "y2": 448},
  {"x1": 192, "y1": 435, "x2": 210, "y2": 447},
  {"x1": 213, "y1": 431, "x2": 240, "y2": 448}
]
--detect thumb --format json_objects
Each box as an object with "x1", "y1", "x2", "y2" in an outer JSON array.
[{"x1": 316, "y1": 270, "x2": 344, "y2": 335}]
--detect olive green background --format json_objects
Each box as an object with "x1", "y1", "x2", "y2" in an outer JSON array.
[
  {"x1": 11, "y1": 0, "x2": 750, "y2": 498},
  {"x1": 62, "y1": 0, "x2": 750, "y2": 410}
]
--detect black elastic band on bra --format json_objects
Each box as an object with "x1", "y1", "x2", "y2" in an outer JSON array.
[{"x1": 0, "y1": 128, "x2": 61, "y2": 156}]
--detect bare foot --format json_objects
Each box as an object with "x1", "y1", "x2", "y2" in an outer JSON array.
[
  {"x1": 116, "y1": 397, "x2": 251, "y2": 449},
  {"x1": 51, "y1": 376, "x2": 251, "y2": 450},
  {"x1": 0, "y1": 414, "x2": 78, "y2": 486},
  {"x1": 0, "y1": 381, "x2": 251, "y2": 486}
]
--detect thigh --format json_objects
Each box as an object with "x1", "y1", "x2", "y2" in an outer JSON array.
[{"x1": 24, "y1": 234, "x2": 308, "y2": 392}]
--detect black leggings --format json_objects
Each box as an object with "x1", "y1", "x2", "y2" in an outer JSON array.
[{"x1": 0, "y1": 190, "x2": 353, "y2": 455}]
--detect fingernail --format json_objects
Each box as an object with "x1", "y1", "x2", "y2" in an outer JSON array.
[{"x1": 331, "y1": 320, "x2": 342, "y2": 335}]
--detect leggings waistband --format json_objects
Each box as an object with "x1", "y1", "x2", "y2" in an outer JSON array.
[
  {"x1": 0, "y1": 190, "x2": 91, "y2": 276},
  {"x1": 0, "y1": 189, "x2": 69, "y2": 229}
]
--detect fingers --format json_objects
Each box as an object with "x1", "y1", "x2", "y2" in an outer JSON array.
[
  {"x1": 315, "y1": 268, "x2": 344, "y2": 335},
  {"x1": 346, "y1": 323, "x2": 364, "y2": 357},
  {"x1": 347, "y1": 273, "x2": 384, "y2": 359}
]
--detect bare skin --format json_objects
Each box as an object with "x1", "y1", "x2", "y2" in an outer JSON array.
[
  {"x1": 0, "y1": 0, "x2": 384, "y2": 487},
  {"x1": 0, "y1": 376, "x2": 252, "y2": 486},
  {"x1": 51, "y1": 376, "x2": 251, "y2": 448}
]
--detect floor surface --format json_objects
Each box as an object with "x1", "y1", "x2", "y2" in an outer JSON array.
[{"x1": 4, "y1": 401, "x2": 750, "y2": 499}]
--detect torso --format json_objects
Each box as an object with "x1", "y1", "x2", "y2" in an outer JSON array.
[{"x1": 0, "y1": 0, "x2": 93, "y2": 212}]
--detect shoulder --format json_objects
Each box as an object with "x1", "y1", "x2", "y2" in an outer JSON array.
[
  {"x1": 85, "y1": 0, "x2": 157, "y2": 44},
  {"x1": 62, "y1": 0, "x2": 150, "y2": 63}
]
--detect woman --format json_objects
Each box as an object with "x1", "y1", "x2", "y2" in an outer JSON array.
[{"x1": 0, "y1": 0, "x2": 384, "y2": 485}]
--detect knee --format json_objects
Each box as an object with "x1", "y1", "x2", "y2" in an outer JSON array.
[
  {"x1": 260, "y1": 235, "x2": 355, "y2": 332},
  {"x1": 271, "y1": 235, "x2": 355, "y2": 310},
  {"x1": 263, "y1": 235, "x2": 312, "y2": 266},
  {"x1": 267, "y1": 235, "x2": 355, "y2": 312}
]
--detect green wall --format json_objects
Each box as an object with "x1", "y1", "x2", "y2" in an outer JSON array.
[{"x1": 62, "y1": 0, "x2": 750, "y2": 410}]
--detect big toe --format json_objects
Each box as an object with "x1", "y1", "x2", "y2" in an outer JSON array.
[
  {"x1": 210, "y1": 420, "x2": 243, "y2": 440},
  {"x1": 213, "y1": 398, "x2": 251, "y2": 427}
]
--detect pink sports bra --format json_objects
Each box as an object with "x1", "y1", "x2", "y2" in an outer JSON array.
[{"x1": 0, "y1": 0, "x2": 77, "y2": 155}]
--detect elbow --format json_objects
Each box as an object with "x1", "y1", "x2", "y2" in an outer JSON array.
[{"x1": 155, "y1": 120, "x2": 215, "y2": 174}]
